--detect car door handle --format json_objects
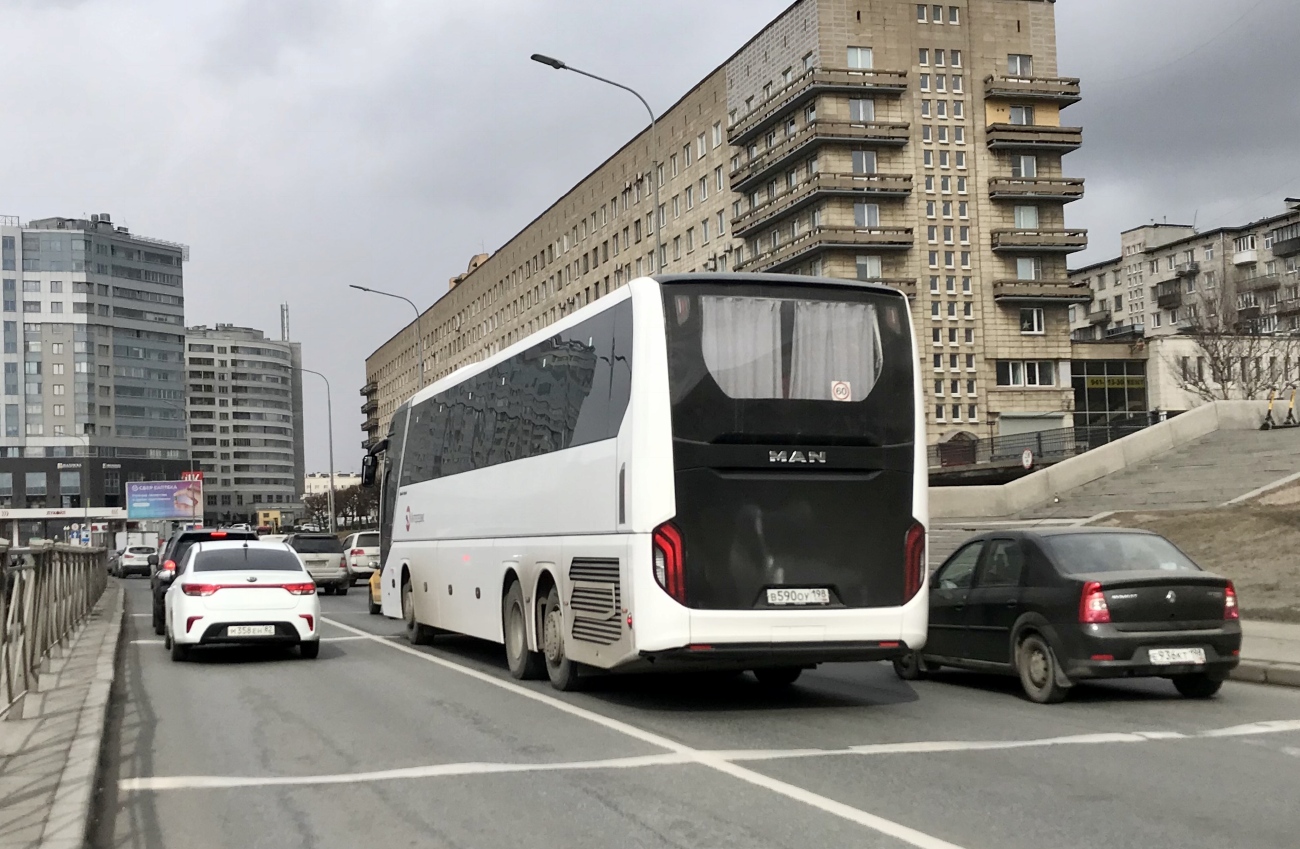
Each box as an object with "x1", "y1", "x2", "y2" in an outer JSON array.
[
  {"x1": 1004, "y1": 600, "x2": 1018, "y2": 608},
  {"x1": 953, "y1": 604, "x2": 965, "y2": 612}
]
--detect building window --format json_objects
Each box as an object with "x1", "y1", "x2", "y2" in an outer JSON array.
[
  {"x1": 849, "y1": 98, "x2": 875, "y2": 122},
  {"x1": 996, "y1": 360, "x2": 1056, "y2": 387},
  {"x1": 1009, "y1": 105, "x2": 1035, "y2": 126},
  {"x1": 846, "y1": 47, "x2": 873, "y2": 69},
  {"x1": 1014, "y1": 205, "x2": 1040, "y2": 229},
  {"x1": 856, "y1": 255, "x2": 882, "y2": 280},
  {"x1": 948, "y1": 5, "x2": 960, "y2": 23},
  {"x1": 1017, "y1": 257, "x2": 1044, "y2": 280},
  {"x1": 917, "y1": 3, "x2": 928, "y2": 22},
  {"x1": 1012, "y1": 155, "x2": 1038, "y2": 178},
  {"x1": 1020, "y1": 308, "x2": 1045, "y2": 334},
  {"x1": 854, "y1": 203, "x2": 880, "y2": 228},
  {"x1": 1007, "y1": 54, "x2": 1033, "y2": 77}
]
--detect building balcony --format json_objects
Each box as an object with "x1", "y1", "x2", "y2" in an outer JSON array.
[
  {"x1": 732, "y1": 172, "x2": 913, "y2": 237},
  {"x1": 361, "y1": 399, "x2": 378, "y2": 415},
  {"x1": 1276, "y1": 297, "x2": 1300, "y2": 317},
  {"x1": 1155, "y1": 282, "x2": 1182, "y2": 310},
  {"x1": 1233, "y1": 249, "x2": 1258, "y2": 266},
  {"x1": 737, "y1": 225, "x2": 914, "y2": 273},
  {"x1": 983, "y1": 75, "x2": 1082, "y2": 105},
  {"x1": 1086, "y1": 309, "x2": 1111, "y2": 325},
  {"x1": 986, "y1": 124, "x2": 1083, "y2": 152},
  {"x1": 990, "y1": 229, "x2": 1088, "y2": 254},
  {"x1": 1237, "y1": 303, "x2": 1262, "y2": 320},
  {"x1": 1105, "y1": 323, "x2": 1145, "y2": 341},
  {"x1": 730, "y1": 119, "x2": 910, "y2": 191},
  {"x1": 729, "y1": 68, "x2": 909, "y2": 146},
  {"x1": 1273, "y1": 236, "x2": 1300, "y2": 258},
  {"x1": 362, "y1": 416, "x2": 378, "y2": 432},
  {"x1": 987, "y1": 177, "x2": 1085, "y2": 203},
  {"x1": 361, "y1": 381, "x2": 376, "y2": 396},
  {"x1": 1175, "y1": 261, "x2": 1200, "y2": 277},
  {"x1": 1238, "y1": 274, "x2": 1281, "y2": 292},
  {"x1": 991, "y1": 278, "x2": 1093, "y2": 304}
]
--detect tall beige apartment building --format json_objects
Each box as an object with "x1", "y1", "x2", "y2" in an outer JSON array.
[{"x1": 362, "y1": 0, "x2": 1086, "y2": 451}]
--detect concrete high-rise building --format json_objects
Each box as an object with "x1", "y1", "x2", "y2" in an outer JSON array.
[
  {"x1": 362, "y1": 0, "x2": 1086, "y2": 450},
  {"x1": 185, "y1": 324, "x2": 305, "y2": 527},
  {"x1": 1, "y1": 213, "x2": 190, "y2": 543}
]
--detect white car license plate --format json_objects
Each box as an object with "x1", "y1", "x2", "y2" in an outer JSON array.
[
  {"x1": 227, "y1": 625, "x2": 276, "y2": 638},
  {"x1": 1149, "y1": 647, "x2": 1205, "y2": 665},
  {"x1": 766, "y1": 588, "x2": 830, "y2": 606}
]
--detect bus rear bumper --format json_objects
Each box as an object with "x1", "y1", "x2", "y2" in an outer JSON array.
[{"x1": 638, "y1": 640, "x2": 911, "y2": 669}]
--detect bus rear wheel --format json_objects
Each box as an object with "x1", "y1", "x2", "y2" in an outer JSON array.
[
  {"x1": 503, "y1": 582, "x2": 545, "y2": 680},
  {"x1": 402, "y1": 579, "x2": 436, "y2": 646},
  {"x1": 541, "y1": 585, "x2": 585, "y2": 691}
]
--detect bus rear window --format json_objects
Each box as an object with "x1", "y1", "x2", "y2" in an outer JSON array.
[{"x1": 663, "y1": 282, "x2": 915, "y2": 447}]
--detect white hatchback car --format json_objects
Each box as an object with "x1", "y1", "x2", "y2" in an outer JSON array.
[{"x1": 163, "y1": 540, "x2": 322, "y2": 661}]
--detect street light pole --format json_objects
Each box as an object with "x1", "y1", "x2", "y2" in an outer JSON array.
[
  {"x1": 296, "y1": 366, "x2": 336, "y2": 535},
  {"x1": 71, "y1": 432, "x2": 89, "y2": 544},
  {"x1": 531, "y1": 54, "x2": 664, "y2": 271},
  {"x1": 349, "y1": 285, "x2": 425, "y2": 389}
]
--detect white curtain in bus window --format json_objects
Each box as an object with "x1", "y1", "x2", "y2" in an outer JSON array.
[
  {"x1": 700, "y1": 296, "x2": 782, "y2": 398},
  {"x1": 789, "y1": 301, "x2": 882, "y2": 401}
]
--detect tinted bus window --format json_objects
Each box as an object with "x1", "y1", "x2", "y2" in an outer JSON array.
[
  {"x1": 401, "y1": 299, "x2": 633, "y2": 485},
  {"x1": 662, "y1": 283, "x2": 914, "y2": 447}
]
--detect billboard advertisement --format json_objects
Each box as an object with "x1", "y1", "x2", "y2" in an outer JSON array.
[{"x1": 126, "y1": 480, "x2": 204, "y2": 520}]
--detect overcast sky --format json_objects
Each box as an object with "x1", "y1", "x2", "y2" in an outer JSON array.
[{"x1": 2, "y1": 0, "x2": 1295, "y2": 472}]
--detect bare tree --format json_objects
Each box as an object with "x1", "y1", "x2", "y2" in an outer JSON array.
[{"x1": 1164, "y1": 279, "x2": 1300, "y2": 402}]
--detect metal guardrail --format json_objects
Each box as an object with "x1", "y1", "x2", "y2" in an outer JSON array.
[
  {"x1": 929, "y1": 422, "x2": 1153, "y2": 471},
  {"x1": 1, "y1": 542, "x2": 108, "y2": 719}
]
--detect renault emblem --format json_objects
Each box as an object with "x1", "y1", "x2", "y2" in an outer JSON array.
[{"x1": 1166, "y1": 590, "x2": 1176, "y2": 603}]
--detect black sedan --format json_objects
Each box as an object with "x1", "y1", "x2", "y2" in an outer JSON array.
[{"x1": 894, "y1": 528, "x2": 1241, "y2": 703}]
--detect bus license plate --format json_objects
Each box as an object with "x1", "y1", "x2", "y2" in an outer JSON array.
[
  {"x1": 228, "y1": 625, "x2": 276, "y2": 637},
  {"x1": 766, "y1": 588, "x2": 830, "y2": 606},
  {"x1": 1148, "y1": 647, "x2": 1205, "y2": 665}
]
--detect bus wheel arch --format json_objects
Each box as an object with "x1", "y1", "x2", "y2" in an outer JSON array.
[{"x1": 502, "y1": 570, "x2": 544, "y2": 680}]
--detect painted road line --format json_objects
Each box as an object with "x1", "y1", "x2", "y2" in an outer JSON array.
[{"x1": 121, "y1": 719, "x2": 1300, "y2": 792}]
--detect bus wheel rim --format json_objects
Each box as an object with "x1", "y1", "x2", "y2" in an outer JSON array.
[{"x1": 543, "y1": 608, "x2": 562, "y2": 664}]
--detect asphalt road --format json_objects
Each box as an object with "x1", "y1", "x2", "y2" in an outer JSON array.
[{"x1": 93, "y1": 578, "x2": 1300, "y2": 849}]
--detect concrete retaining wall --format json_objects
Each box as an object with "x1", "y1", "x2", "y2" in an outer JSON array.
[{"x1": 930, "y1": 400, "x2": 1271, "y2": 519}]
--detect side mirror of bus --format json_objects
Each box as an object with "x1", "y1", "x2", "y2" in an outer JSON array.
[{"x1": 361, "y1": 454, "x2": 377, "y2": 488}]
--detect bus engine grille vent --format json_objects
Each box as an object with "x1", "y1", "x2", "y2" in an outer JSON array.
[{"x1": 569, "y1": 558, "x2": 621, "y2": 646}]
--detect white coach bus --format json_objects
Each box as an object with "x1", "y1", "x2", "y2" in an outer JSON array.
[{"x1": 361, "y1": 273, "x2": 928, "y2": 690}]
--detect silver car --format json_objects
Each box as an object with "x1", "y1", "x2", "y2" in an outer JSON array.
[
  {"x1": 342, "y1": 531, "x2": 380, "y2": 585},
  {"x1": 285, "y1": 533, "x2": 349, "y2": 595}
]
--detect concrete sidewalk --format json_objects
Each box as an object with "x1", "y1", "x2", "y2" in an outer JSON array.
[
  {"x1": 1235, "y1": 619, "x2": 1300, "y2": 687},
  {"x1": 0, "y1": 583, "x2": 123, "y2": 849}
]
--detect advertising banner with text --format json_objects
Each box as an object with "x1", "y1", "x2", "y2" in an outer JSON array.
[{"x1": 126, "y1": 480, "x2": 204, "y2": 520}]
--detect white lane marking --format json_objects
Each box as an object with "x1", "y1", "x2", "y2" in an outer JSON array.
[
  {"x1": 310, "y1": 617, "x2": 969, "y2": 849},
  {"x1": 130, "y1": 613, "x2": 151, "y2": 618},
  {"x1": 1222, "y1": 470, "x2": 1300, "y2": 506},
  {"x1": 120, "y1": 718, "x2": 1300, "y2": 793},
  {"x1": 130, "y1": 640, "x2": 163, "y2": 645},
  {"x1": 121, "y1": 753, "x2": 693, "y2": 792}
]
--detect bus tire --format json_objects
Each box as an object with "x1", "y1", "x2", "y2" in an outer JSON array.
[
  {"x1": 541, "y1": 584, "x2": 585, "y2": 691},
  {"x1": 753, "y1": 667, "x2": 803, "y2": 688},
  {"x1": 402, "y1": 578, "x2": 436, "y2": 646},
  {"x1": 503, "y1": 582, "x2": 545, "y2": 680}
]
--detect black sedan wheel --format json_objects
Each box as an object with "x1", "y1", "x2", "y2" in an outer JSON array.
[
  {"x1": 892, "y1": 651, "x2": 930, "y2": 681},
  {"x1": 1017, "y1": 634, "x2": 1070, "y2": 704},
  {"x1": 1173, "y1": 673, "x2": 1223, "y2": 699}
]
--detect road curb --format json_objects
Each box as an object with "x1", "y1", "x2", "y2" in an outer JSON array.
[
  {"x1": 1230, "y1": 659, "x2": 1300, "y2": 688},
  {"x1": 35, "y1": 583, "x2": 123, "y2": 849}
]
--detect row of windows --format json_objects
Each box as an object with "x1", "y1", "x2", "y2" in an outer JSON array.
[
  {"x1": 917, "y1": 4, "x2": 961, "y2": 24},
  {"x1": 400, "y1": 301, "x2": 632, "y2": 486}
]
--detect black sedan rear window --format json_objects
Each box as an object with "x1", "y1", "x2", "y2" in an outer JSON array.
[
  {"x1": 193, "y1": 549, "x2": 304, "y2": 572},
  {"x1": 290, "y1": 536, "x2": 344, "y2": 554},
  {"x1": 1043, "y1": 533, "x2": 1201, "y2": 575}
]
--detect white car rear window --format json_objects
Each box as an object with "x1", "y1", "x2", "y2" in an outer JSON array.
[{"x1": 194, "y1": 549, "x2": 304, "y2": 572}]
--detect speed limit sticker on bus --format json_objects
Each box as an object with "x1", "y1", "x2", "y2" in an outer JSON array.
[{"x1": 830, "y1": 381, "x2": 852, "y2": 402}]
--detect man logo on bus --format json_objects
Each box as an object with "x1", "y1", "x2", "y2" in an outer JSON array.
[
  {"x1": 831, "y1": 380, "x2": 852, "y2": 402},
  {"x1": 770, "y1": 450, "x2": 827, "y2": 464},
  {"x1": 405, "y1": 505, "x2": 411, "y2": 532}
]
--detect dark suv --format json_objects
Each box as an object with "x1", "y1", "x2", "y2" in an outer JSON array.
[{"x1": 149, "y1": 528, "x2": 258, "y2": 634}]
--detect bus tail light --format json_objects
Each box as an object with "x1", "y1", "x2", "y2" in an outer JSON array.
[
  {"x1": 903, "y1": 522, "x2": 926, "y2": 602},
  {"x1": 652, "y1": 522, "x2": 685, "y2": 603}
]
